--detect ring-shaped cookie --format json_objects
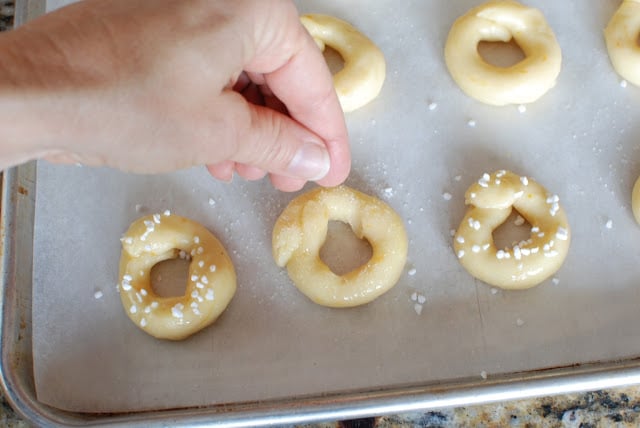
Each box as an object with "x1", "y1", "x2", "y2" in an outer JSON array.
[
  {"x1": 605, "y1": 0, "x2": 640, "y2": 87},
  {"x1": 119, "y1": 213, "x2": 236, "y2": 340},
  {"x1": 454, "y1": 171, "x2": 570, "y2": 289},
  {"x1": 272, "y1": 186, "x2": 408, "y2": 308},
  {"x1": 301, "y1": 14, "x2": 386, "y2": 112},
  {"x1": 444, "y1": 0, "x2": 562, "y2": 106},
  {"x1": 633, "y1": 176, "x2": 640, "y2": 224}
]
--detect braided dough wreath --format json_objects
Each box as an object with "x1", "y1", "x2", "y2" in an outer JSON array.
[
  {"x1": 272, "y1": 186, "x2": 407, "y2": 308},
  {"x1": 119, "y1": 212, "x2": 236, "y2": 340},
  {"x1": 301, "y1": 14, "x2": 386, "y2": 112},
  {"x1": 454, "y1": 171, "x2": 570, "y2": 289},
  {"x1": 605, "y1": 0, "x2": 640, "y2": 87},
  {"x1": 444, "y1": 0, "x2": 562, "y2": 106}
]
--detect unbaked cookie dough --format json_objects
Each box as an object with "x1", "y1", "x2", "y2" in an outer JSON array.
[
  {"x1": 301, "y1": 14, "x2": 386, "y2": 112},
  {"x1": 605, "y1": 0, "x2": 640, "y2": 87},
  {"x1": 444, "y1": 0, "x2": 562, "y2": 106},
  {"x1": 633, "y1": 177, "x2": 640, "y2": 224},
  {"x1": 272, "y1": 186, "x2": 407, "y2": 307},
  {"x1": 454, "y1": 170, "x2": 570, "y2": 289},
  {"x1": 119, "y1": 212, "x2": 236, "y2": 340}
]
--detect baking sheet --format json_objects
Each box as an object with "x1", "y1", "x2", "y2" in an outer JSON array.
[{"x1": 32, "y1": 0, "x2": 640, "y2": 413}]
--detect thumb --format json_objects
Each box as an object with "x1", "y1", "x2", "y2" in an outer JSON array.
[{"x1": 222, "y1": 92, "x2": 332, "y2": 182}]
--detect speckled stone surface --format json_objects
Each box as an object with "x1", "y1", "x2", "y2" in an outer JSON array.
[
  {"x1": 2, "y1": 2, "x2": 640, "y2": 427},
  {"x1": 0, "y1": 0, "x2": 13, "y2": 32}
]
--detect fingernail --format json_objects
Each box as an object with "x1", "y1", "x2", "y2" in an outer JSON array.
[
  {"x1": 220, "y1": 172, "x2": 234, "y2": 184},
  {"x1": 287, "y1": 141, "x2": 330, "y2": 181}
]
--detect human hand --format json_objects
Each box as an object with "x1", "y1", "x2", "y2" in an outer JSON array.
[{"x1": 0, "y1": 0, "x2": 350, "y2": 191}]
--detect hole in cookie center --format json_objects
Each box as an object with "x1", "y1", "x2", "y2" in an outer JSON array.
[
  {"x1": 478, "y1": 39, "x2": 526, "y2": 68},
  {"x1": 151, "y1": 257, "x2": 189, "y2": 298},
  {"x1": 320, "y1": 221, "x2": 373, "y2": 275},
  {"x1": 323, "y1": 46, "x2": 345, "y2": 75},
  {"x1": 492, "y1": 209, "x2": 532, "y2": 250}
]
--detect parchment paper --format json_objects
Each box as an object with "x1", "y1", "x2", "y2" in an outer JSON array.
[{"x1": 32, "y1": 0, "x2": 640, "y2": 413}]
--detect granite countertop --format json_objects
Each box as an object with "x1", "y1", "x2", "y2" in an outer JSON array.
[
  {"x1": 2, "y1": 2, "x2": 640, "y2": 426},
  {"x1": 0, "y1": 0, "x2": 13, "y2": 32}
]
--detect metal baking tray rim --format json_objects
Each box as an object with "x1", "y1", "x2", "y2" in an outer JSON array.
[{"x1": 3, "y1": 165, "x2": 640, "y2": 427}]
